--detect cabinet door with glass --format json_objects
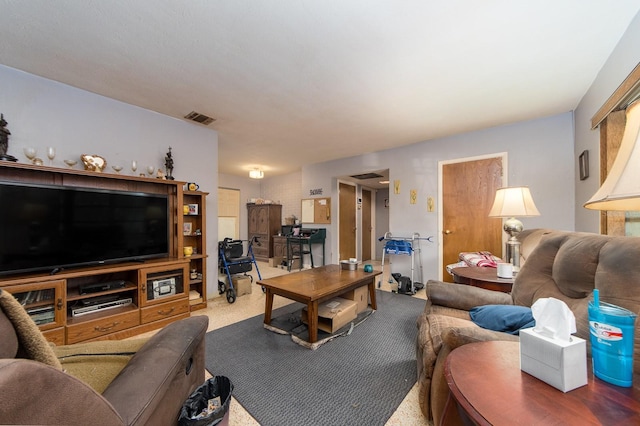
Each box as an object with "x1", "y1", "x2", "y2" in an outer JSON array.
[{"x1": 5, "y1": 279, "x2": 66, "y2": 344}]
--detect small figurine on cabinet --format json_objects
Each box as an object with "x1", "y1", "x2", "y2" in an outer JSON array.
[
  {"x1": 156, "y1": 168, "x2": 166, "y2": 180},
  {"x1": 0, "y1": 114, "x2": 17, "y2": 162},
  {"x1": 164, "y1": 147, "x2": 175, "y2": 180}
]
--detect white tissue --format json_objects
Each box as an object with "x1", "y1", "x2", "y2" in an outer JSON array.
[{"x1": 531, "y1": 297, "x2": 576, "y2": 342}]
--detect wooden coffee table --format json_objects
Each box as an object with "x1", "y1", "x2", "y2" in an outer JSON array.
[
  {"x1": 444, "y1": 341, "x2": 640, "y2": 425},
  {"x1": 257, "y1": 264, "x2": 381, "y2": 343}
]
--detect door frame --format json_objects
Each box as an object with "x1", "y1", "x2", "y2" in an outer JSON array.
[
  {"x1": 360, "y1": 186, "x2": 376, "y2": 261},
  {"x1": 437, "y1": 152, "x2": 508, "y2": 280}
]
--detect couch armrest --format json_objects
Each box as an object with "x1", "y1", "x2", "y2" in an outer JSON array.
[
  {"x1": 0, "y1": 359, "x2": 124, "y2": 425},
  {"x1": 102, "y1": 316, "x2": 208, "y2": 426},
  {"x1": 426, "y1": 280, "x2": 512, "y2": 311},
  {"x1": 441, "y1": 326, "x2": 518, "y2": 351}
]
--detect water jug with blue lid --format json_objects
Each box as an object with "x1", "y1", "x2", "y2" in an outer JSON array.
[{"x1": 588, "y1": 289, "x2": 637, "y2": 387}]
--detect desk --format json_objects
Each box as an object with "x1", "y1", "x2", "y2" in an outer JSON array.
[
  {"x1": 450, "y1": 266, "x2": 513, "y2": 293},
  {"x1": 444, "y1": 341, "x2": 640, "y2": 425},
  {"x1": 286, "y1": 228, "x2": 326, "y2": 271},
  {"x1": 258, "y1": 265, "x2": 380, "y2": 344}
]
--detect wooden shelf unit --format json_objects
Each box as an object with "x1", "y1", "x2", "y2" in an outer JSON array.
[
  {"x1": 180, "y1": 190, "x2": 208, "y2": 311},
  {"x1": 0, "y1": 161, "x2": 197, "y2": 343}
]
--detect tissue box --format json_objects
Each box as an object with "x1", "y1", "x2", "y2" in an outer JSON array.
[{"x1": 520, "y1": 327, "x2": 588, "y2": 392}]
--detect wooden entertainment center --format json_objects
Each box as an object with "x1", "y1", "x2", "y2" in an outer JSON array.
[{"x1": 0, "y1": 162, "x2": 208, "y2": 344}]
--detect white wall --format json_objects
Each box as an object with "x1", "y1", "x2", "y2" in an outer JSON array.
[
  {"x1": 574, "y1": 12, "x2": 640, "y2": 232},
  {"x1": 375, "y1": 187, "x2": 390, "y2": 258},
  {"x1": 0, "y1": 65, "x2": 220, "y2": 298},
  {"x1": 303, "y1": 112, "x2": 575, "y2": 277},
  {"x1": 260, "y1": 170, "x2": 303, "y2": 224}
]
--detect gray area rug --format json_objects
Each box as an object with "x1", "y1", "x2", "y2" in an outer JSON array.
[{"x1": 204, "y1": 290, "x2": 425, "y2": 426}]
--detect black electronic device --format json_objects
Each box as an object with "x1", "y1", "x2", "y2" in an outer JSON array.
[
  {"x1": 146, "y1": 269, "x2": 184, "y2": 301},
  {"x1": 79, "y1": 280, "x2": 127, "y2": 295},
  {"x1": 0, "y1": 182, "x2": 170, "y2": 277}
]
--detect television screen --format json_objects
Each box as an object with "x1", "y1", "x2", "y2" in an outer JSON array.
[{"x1": 0, "y1": 182, "x2": 169, "y2": 277}]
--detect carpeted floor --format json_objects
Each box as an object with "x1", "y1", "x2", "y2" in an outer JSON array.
[{"x1": 204, "y1": 289, "x2": 426, "y2": 426}]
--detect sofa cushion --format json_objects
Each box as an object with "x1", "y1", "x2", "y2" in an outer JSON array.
[{"x1": 469, "y1": 305, "x2": 534, "y2": 335}]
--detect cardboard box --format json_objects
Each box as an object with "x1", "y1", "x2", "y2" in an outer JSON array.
[
  {"x1": 269, "y1": 256, "x2": 284, "y2": 268},
  {"x1": 520, "y1": 327, "x2": 588, "y2": 392},
  {"x1": 301, "y1": 297, "x2": 358, "y2": 333},
  {"x1": 341, "y1": 285, "x2": 369, "y2": 314},
  {"x1": 231, "y1": 276, "x2": 252, "y2": 297}
]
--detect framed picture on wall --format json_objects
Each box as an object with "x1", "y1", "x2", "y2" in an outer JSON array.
[{"x1": 579, "y1": 150, "x2": 589, "y2": 180}]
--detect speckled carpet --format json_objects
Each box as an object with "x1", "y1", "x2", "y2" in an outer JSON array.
[{"x1": 204, "y1": 290, "x2": 425, "y2": 426}]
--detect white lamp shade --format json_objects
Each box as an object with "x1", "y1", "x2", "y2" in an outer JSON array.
[
  {"x1": 584, "y1": 100, "x2": 640, "y2": 211},
  {"x1": 489, "y1": 187, "x2": 540, "y2": 217}
]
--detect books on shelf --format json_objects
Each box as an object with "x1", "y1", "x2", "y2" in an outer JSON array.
[{"x1": 26, "y1": 305, "x2": 55, "y2": 325}]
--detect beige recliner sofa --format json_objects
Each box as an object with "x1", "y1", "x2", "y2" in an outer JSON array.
[
  {"x1": 0, "y1": 288, "x2": 208, "y2": 425},
  {"x1": 416, "y1": 230, "x2": 640, "y2": 425}
]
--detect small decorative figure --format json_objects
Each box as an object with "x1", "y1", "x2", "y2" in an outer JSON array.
[
  {"x1": 0, "y1": 114, "x2": 17, "y2": 162},
  {"x1": 157, "y1": 168, "x2": 166, "y2": 180},
  {"x1": 164, "y1": 147, "x2": 175, "y2": 180},
  {"x1": 81, "y1": 154, "x2": 107, "y2": 172}
]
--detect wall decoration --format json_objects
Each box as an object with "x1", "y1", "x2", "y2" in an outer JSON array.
[
  {"x1": 301, "y1": 198, "x2": 331, "y2": 224},
  {"x1": 410, "y1": 189, "x2": 417, "y2": 204},
  {"x1": 427, "y1": 196, "x2": 435, "y2": 212},
  {"x1": 394, "y1": 180, "x2": 401, "y2": 194},
  {"x1": 579, "y1": 150, "x2": 589, "y2": 180}
]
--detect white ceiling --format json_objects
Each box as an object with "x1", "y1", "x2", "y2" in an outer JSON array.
[{"x1": 1, "y1": 1, "x2": 639, "y2": 179}]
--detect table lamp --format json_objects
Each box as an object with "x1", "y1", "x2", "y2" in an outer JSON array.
[
  {"x1": 585, "y1": 100, "x2": 640, "y2": 211},
  {"x1": 489, "y1": 186, "x2": 540, "y2": 271}
]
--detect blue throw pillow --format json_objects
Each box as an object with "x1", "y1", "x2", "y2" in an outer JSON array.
[{"x1": 469, "y1": 305, "x2": 535, "y2": 335}]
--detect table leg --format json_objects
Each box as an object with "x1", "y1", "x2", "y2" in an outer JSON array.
[
  {"x1": 264, "y1": 289, "x2": 274, "y2": 324},
  {"x1": 307, "y1": 301, "x2": 318, "y2": 343},
  {"x1": 368, "y1": 279, "x2": 377, "y2": 310}
]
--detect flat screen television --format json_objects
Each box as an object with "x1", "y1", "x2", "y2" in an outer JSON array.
[{"x1": 0, "y1": 181, "x2": 170, "y2": 277}]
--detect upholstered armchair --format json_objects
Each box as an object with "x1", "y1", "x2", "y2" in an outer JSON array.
[
  {"x1": 416, "y1": 230, "x2": 640, "y2": 425},
  {"x1": 0, "y1": 289, "x2": 208, "y2": 425}
]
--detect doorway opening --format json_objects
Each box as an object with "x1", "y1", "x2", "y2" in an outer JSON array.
[{"x1": 336, "y1": 169, "x2": 389, "y2": 262}]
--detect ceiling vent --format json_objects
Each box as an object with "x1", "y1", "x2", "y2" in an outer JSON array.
[
  {"x1": 184, "y1": 111, "x2": 216, "y2": 125},
  {"x1": 350, "y1": 172, "x2": 384, "y2": 180}
]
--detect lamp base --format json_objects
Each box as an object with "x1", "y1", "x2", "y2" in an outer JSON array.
[
  {"x1": 502, "y1": 217, "x2": 523, "y2": 272},
  {"x1": 505, "y1": 239, "x2": 521, "y2": 272}
]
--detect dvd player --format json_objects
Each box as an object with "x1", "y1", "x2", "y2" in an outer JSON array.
[
  {"x1": 79, "y1": 280, "x2": 126, "y2": 295},
  {"x1": 71, "y1": 297, "x2": 133, "y2": 317}
]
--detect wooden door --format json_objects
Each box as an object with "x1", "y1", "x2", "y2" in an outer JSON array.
[
  {"x1": 442, "y1": 157, "x2": 503, "y2": 282},
  {"x1": 361, "y1": 189, "x2": 372, "y2": 261},
  {"x1": 339, "y1": 183, "x2": 356, "y2": 261}
]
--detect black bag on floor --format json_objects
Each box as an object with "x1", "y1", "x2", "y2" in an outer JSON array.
[
  {"x1": 178, "y1": 376, "x2": 233, "y2": 426},
  {"x1": 391, "y1": 272, "x2": 414, "y2": 295}
]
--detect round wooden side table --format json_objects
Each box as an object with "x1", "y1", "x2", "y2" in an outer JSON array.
[{"x1": 444, "y1": 341, "x2": 640, "y2": 425}]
